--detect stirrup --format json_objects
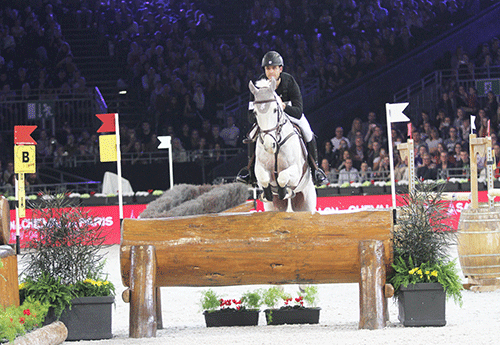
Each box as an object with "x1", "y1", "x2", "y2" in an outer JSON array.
[{"x1": 314, "y1": 168, "x2": 329, "y2": 186}]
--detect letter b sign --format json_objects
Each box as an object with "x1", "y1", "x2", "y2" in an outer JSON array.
[{"x1": 14, "y1": 145, "x2": 36, "y2": 173}]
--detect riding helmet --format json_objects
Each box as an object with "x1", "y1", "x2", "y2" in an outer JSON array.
[{"x1": 261, "y1": 51, "x2": 284, "y2": 68}]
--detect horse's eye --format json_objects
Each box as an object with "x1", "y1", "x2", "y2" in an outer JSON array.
[{"x1": 274, "y1": 108, "x2": 277, "y2": 113}]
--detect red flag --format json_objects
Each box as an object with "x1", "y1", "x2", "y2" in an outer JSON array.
[
  {"x1": 14, "y1": 125, "x2": 37, "y2": 145},
  {"x1": 96, "y1": 113, "x2": 116, "y2": 133},
  {"x1": 407, "y1": 123, "x2": 412, "y2": 139}
]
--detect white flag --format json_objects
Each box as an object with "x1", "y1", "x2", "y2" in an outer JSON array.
[
  {"x1": 386, "y1": 103, "x2": 410, "y2": 123},
  {"x1": 158, "y1": 136, "x2": 172, "y2": 149},
  {"x1": 471, "y1": 115, "x2": 476, "y2": 132}
]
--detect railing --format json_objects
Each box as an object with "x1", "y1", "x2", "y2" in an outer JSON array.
[
  {"x1": 393, "y1": 65, "x2": 500, "y2": 117},
  {"x1": 0, "y1": 181, "x2": 102, "y2": 197},
  {"x1": 35, "y1": 147, "x2": 244, "y2": 169},
  {"x1": 0, "y1": 87, "x2": 102, "y2": 135}
]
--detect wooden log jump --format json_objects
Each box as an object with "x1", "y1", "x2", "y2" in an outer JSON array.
[
  {"x1": 120, "y1": 210, "x2": 393, "y2": 337},
  {"x1": 0, "y1": 245, "x2": 19, "y2": 308}
]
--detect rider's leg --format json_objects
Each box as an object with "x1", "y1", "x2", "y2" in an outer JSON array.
[
  {"x1": 289, "y1": 115, "x2": 328, "y2": 186},
  {"x1": 236, "y1": 140, "x2": 257, "y2": 185}
]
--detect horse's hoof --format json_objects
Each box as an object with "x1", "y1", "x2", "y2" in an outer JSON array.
[
  {"x1": 263, "y1": 187, "x2": 273, "y2": 202},
  {"x1": 278, "y1": 187, "x2": 286, "y2": 200}
]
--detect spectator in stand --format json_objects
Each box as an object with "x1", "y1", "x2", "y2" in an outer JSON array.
[
  {"x1": 460, "y1": 117, "x2": 471, "y2": 143},
  {"x1": 331, "y1": 126, "x2": 350, "y2": 151},
  {"x1": 362, "y1": 111, "x2": 380, "y2": 143},
  {"x1": 321, "y1": 140, "x2": 336, "y2": 168},
  {"x1": 437, "y1": 151, "x2": 455, "y2": 180},
  {"x1": 455, "y1": 149, "x2": 471, "y2": 177},
  {"x1": 417, "y1": 154, "x2": 437, "y2": 181},
  {"x1": 359, "y1": 161, "x2": 373, "y2": 183},
  {"x1": 484, "y1": 91, "x2": 499, "y2": 125},
  {"x1": 394, "y1": 153, "x2": 408, "y2": 182},
  {"x1": 3, "y1": 161, "x2": 14, "y2": 185},
  {"x1": 321, "y1": 158, "x2": 336, "y2": 184},
  {"x1": 426, "y1": 127, "x2": 443, "y2": 155},
  {"x1": 415, "y1": 144, "x2": 429, "y2": 168},
  {"x1": 443, "y1": 126, "x2": 462, "y2": 153},
  {"x1": 220, "y1": 116, "x2": 240, "y2": 148},
  {"x1": 478, "y1": 115, "x2": 490, "y2": 137},
  {"x1": 494, "y1": 144, "x2": 500, "y2": 178},
  {"x1": 347, "y1": 117, "x2": 363, "y2": 145},
  {"x1": 349, "y1": 136, "x2": 368, "y2": 170},
  {"x1": 338, "y1": 158, "x2": 360, "y2": 185},
  {"x1": 172, "y1": 137, "x2": 188, "y2": 163}
]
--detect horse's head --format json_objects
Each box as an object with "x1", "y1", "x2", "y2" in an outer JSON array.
[{"x1": 249, "y1": 78, "x2": 280, "y2": 154}]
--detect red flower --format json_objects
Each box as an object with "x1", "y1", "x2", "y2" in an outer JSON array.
[
  {"x1": 19, "y1": 317, "x2": 26, "y2": 324},
  {"x1": 23, "y1": 309, "x2": 31, "y2": 316},
  {"x1": 148, "y1": 189, "x2": 154, "y2": 194},
  {"x1": 90, "y1": 191, "x2": 96, "y2": 196}
]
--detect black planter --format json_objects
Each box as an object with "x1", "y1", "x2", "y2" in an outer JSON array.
[
  {"x1": 44, "y1": 296, "x2": 114, "y2": 340},
  {"x1": 203, "y1": 310, "x2": 259, "y2": 327},
  {"x1": 264, "y1": 307, "x2": 320, "y2": 325},
  {"x1": 398, "y1": 283, "x2": 446, "y2": 327}
]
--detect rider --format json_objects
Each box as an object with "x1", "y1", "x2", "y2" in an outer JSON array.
[{"x1": 236, "y1": 50, "x2": 328, "y2": 186}]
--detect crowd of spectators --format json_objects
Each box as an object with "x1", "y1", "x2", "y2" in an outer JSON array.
[
  {"x1": 0, "y1": 0, "x2": 498, "y2": 188},
  {"x1": 320, "y1": 32, "x2": 500, "y2": 185}
]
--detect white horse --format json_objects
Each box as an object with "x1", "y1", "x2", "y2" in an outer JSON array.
[{"x1": 249, "y1": 78, "x2": 316, "y2": 212}]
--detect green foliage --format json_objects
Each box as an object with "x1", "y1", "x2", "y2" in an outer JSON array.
[
  {"x1": 299, "y1": 285, "x2": 319, "y2": 307},
  {"x1": 200, "y1": 289, "x2": 221, "y2": 312},
  {"x1": 391, "y1": 181, "x2": 463, "y2": 305},
  {"x1": 240, "y1": 290, "x2": 262, "y2": 310},
  {"x1": 19, "y1": 273, "x2": 75, "y2": 319},
  {"x1": 261, "y1": 286, "x2": 284, "y2": 308},
  {"x1": 390, "y1": 256, "x2": 463, "y2": 306},
  {"x1": 0, "y1": 297, "x2": 49, "y2": 343},
  {"x1": 394, "y1": 183, "x2": 456, "y2": 266},
  {"x1": 22, "y1": 192, "x2": 107, "y2": 285}
]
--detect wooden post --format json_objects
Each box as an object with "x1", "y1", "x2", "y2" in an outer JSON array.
[
  {"x1": 0, "y1": 196, "x2": 10, "y2": 245},
  {"x1": 469, "y1": 134, "x2": 480, "y2": 208},
  {"x1": 129, "y1": 245, "x2": 157, "y2": 338},
  {"x1": 156, "y1": 287, "x2": 163, "y2": 329},
  {"x1": 0, "y1": 245, "x2": 19, "y2": 308},
  {"x1": 358, "y1": 240, "x2": 387, "y2": 330}
]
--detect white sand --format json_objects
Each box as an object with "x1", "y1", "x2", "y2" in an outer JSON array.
[{"x1": 20, "y1": 245, "x2": 500, "y2": 345}]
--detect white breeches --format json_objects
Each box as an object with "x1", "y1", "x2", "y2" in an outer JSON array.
[{"x1": 289, "y1": 114, "x2": 314, "y2": 142}]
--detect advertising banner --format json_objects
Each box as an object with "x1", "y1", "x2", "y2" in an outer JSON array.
[{"x1": 9, "y1": 191, "x2": 489, "y2": 245}]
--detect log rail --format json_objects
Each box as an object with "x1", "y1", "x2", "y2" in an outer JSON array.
[{"x1": 120, "y1": 210, "x2": 393, "y2": 337}]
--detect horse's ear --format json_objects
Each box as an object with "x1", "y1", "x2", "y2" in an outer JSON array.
[
  {"x1": 270, "y1": 77, "x2": 276, "y2": 90},
  {"x1": 249, "y1": 80, "x2": 257, "y2": 95}
]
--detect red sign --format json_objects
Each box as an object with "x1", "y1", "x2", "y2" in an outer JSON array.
[
  {"x1": 96, "y1": 113, "x2": 116, "y2": 133},
  {"x1": 9, "y1": 204, "x2": 147, "y2": 246},
  {"x1": 14, "y1": 125, "x2": 37, "y2": 145}
]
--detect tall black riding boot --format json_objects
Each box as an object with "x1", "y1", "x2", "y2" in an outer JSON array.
[
  {"x1": 236, "y1": 141, "x2": 257, "y2": 185},
  {"x1": 307, "y1": 137, "x2": 328, "y2": 186}
]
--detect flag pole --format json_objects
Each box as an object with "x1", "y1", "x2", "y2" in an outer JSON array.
[
  {"x1": 114, "y1": 113, "x2": 123, "y2": 226},
  {"x1": 386, "y1": 103, "x2": 397, "y2": 210}
]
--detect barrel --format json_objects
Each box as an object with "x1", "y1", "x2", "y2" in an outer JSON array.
[
  {"x1": 0, "y1": 196, "x2": 10, "y2": 245},
  {"x1": 457, "y1": 205, "x2": 500, "y2": 280}
]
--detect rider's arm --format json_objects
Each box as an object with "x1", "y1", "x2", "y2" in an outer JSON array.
[{"x1": 282, "y1": 74, "x2": 303, "y2": 120}]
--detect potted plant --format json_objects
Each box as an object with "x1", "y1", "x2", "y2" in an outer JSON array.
[
  {"x1": 200, "y1": 289, "x2": 261, "y2": 327},
  {"x1": 18, "y1": 192, "x2": 115, "y2": 340},
  {"x1": 0, "y1": 297, "x2": 50, "y2": 343},
  {"x1": 390, "y1": 182, "x2": 463, "y2": 327},
  {"x1": 262, "y1": 286, "x2": 320, "y2": 325}
]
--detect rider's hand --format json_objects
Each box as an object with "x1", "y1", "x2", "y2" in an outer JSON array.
[{"x1": 276, "y1": 95, "x2": 286, "y2": 110}]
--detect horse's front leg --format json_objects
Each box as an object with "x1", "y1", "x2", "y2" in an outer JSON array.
[
  {"x1": 276, "y1": 166, "x2": 298, "y2": 200},
  {"x1": 255, "y1": 163, "x2": 273, "y2": 202}
]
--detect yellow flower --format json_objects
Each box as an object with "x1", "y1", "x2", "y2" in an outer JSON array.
[
  {"x1": 19, "y1": 282, "x2": 27, "y2": 290},
  {"x1": 417, "y1": 269, "x2": 423, "y2": 276},
  {"x1": 103, "y1": 281, "x2": 109, "y2": 285},
  {"x1": 409, "y1": 268, "x2": 418, "y2": 275},
  {"x1": 97, "y1": 281, "x2": 103, "y2": 286},
  {"x1": 431, "y1": 271, "x2": 438, "y2": 277},
  {"x1": 425, "y1": 271, "x2": 430, "y2": 275}
]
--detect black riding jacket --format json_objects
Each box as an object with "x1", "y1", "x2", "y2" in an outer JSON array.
[{"x1": 248, "y1": 72, "x2": 303, "y2": 123}]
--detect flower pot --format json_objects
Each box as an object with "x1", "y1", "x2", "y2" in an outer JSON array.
[
  {"x1": 44, "y1": 296, "x2": 114, "y2": 340},
  {"x1": 264, "y1": 307, "x2": 321, "y2": 325},
  {"x1": 398, "y1": 283, "x2": 446, "y2": 327},
  {"x1": 203, "y1": 309, "x2": 259, "y2": 327}
]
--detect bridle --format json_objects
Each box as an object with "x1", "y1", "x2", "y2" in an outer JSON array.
[{"x1": 253, "y1": 95, "x2": 294, "y2": 149}]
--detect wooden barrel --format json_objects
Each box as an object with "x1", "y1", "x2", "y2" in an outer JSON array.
[
  {"x1": 457, "y1": 205, "x2": 500, "y2": 280},
  {"x1": 0, "y1": 196, "x2": 10, "y2": 245}
]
